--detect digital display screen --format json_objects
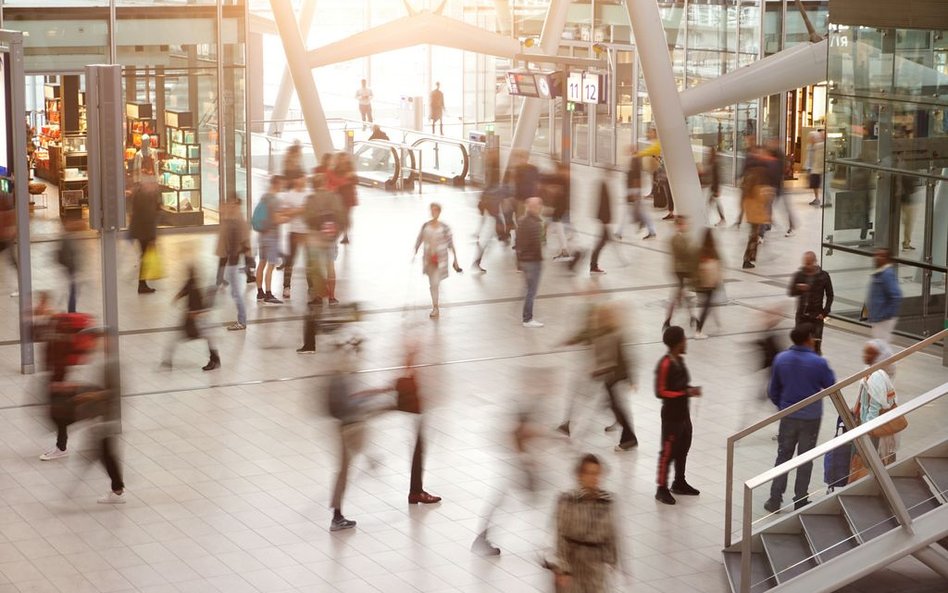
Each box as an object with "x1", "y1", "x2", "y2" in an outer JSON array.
[
  {"x1": 505, "y1": 72, "x2": 519, "y2": 95},
  {"x1": 512, "y1": 72, "x2": 539, "y2": 98}
]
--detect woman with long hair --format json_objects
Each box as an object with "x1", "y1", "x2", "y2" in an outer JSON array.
[{"x1": 693, "y1": 228, "x2": 722, "y2": 339}]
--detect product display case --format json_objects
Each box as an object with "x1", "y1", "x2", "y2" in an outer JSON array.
[
  {"x1": 36, "y1": 84, "x2": 62, "y2": 181},
  {"x1": 125, "y1": 102, "x2": 158, "y2": 175},
  {"x1": 59, "y1": 133, "x2": 88, "y2": 219},
  {"x1": 160, "y1": 111, "x2": 203, "y2": 226}
]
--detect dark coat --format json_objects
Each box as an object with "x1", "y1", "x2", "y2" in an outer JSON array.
[
  {"x1": 129, "y1": 181, "x2": 161, "y2": 243},
  {"x1": 596, "y1": 181, "x2": 612, "y2": 224}
]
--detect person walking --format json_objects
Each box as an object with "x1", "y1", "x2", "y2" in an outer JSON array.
[
  {"x1": 304, "y1": 173, "x2": 344, "y2": 307},
  {"x1": 806, "y1": 130, "x2": 826, "y2": 207},
  {"x1": 589, "y1": 180, "x2": 612, "y2": 275},
  {"x1": 429, "y1": 81, "x2": 445, "y2": 135},
  {"x1": 562, "y1": 301, "x2": 638, "y2": 451},
  {"x1": 704, "y1": 146, "x2": 726, "y2": 226},
  {"x1": 616, "y1": 152, "x2": 656, "y2": 240},
  {"x1": 162, "y1": 265, "x2": 220, "y2": 372},
  {"x1": 396, "y1": 346, "x2": 442, "y2": 505},
  {"x1": 57, "y1": 218, "x2": 83, "y2": 312},
  {"x1": 128, "y1": 170, "x2": 161, "y2": 294},
  {"x1": 741, "y1": 151, "x2": 775, "y2": 269},
  {"x1": 549, "y1": 454, "x2": 620, "y2": 593},
  {"x1": 333, "y1": 153, "x2": 359, "y2": 245},
  {"x1": 764, "y1": 138, "x2": 795, "y2": 236},
  {"x1": 654, "y1": 326, "x2": 702, "y2": 505},
  {"x1": 867, "y1": 247, "x2": 902, "y2": 344},
  {"x1": 788, "y1": 251, "x2": 834, "y2": 355},
  {"x1": 219, "y1": 198, "x2": 250, "y2": 331},
  {"x1": 413, "y1": 202, "x2": 462, "y2": 319},
  {"x1": 663, "y1": 216, "x2": 696, "y2": 331},
  {"x1": 895, "y1": 161, "x2": 920, "y2": 252},
  {"x1": 253, "y1": 175, "x2": 286, "y2": 304},
  {"x1": 693, "y1": 229, "x2": 722, "y2": 340},
  {"x1": 764, "y1": 323, "x2": 837, "y2": 513},
  {"x1": 355, "y1": 79, "x2": 374, "y2": 127},
  {"x1": 517, "y1": 197, "x2": 545, "y2": 328},
  {"x1": 281, "y1": 174, "x2": 310, "y2": 300}
]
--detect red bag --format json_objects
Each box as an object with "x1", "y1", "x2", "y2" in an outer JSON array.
[{"x1": 395, "y1": 375, "x2": 421, "y2": 414}]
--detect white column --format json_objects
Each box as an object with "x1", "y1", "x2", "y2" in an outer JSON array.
[
  {"x1": 625, "y1": 0, "x2": 703, "y2": 228},
  {"x1": 270, "y1": 0, "x2": 333, "y2": 155},
  {"x1": 269, "y1": 0, "x2": 317, "y2": 137},
  {"x1": 508, "y1": 0, "x2": 571, "y2": 159}
]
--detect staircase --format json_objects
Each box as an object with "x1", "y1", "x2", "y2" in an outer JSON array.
[{"x1": 723, "y1": 434, "x2": 948, "y2": 593}]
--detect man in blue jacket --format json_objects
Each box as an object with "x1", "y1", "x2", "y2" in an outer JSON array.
[
  {"x1": 867, "y1": 248, "x2": 902, "y2": 344},
  {"x1": 764, "y1": 324, "x2": 837, "y2": 513}
]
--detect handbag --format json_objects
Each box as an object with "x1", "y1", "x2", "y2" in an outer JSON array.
[
  {"x1": 141, "y1": 245, "x2": 165, "y2": 280},
  {"x1": 869, "y1": 402, "x2": 908, "y2": 438},
  {"x1": 395, "y1": 375, "x2": 421, "y2": 414},
  {"x1": 848, "y1": 451, "x2": 868, "y2": 483}
]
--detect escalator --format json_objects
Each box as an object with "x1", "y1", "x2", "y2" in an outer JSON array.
[
  {"x1": 352, "y1": 141, "x2": 400, "y2": 190},
  {"x1": 408, "y1": 137, "x2": 470, "y2": 187}
]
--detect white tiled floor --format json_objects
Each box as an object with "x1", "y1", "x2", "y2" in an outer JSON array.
[{"x1": 0, "y1": 168, "x2": 946, "y2": 593}]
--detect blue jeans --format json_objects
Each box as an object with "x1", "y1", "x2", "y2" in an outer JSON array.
[
  {"x1": 769, "y1": 417, "x2": 821, "y2": 503},
  {"x1": 521, "y1": 260, "x2": 541, "y2": 322},
  {"x1": 224, "y1": 264, "x2": 246, "y2": 325}
]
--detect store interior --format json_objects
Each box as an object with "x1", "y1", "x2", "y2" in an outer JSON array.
[{"x1": 26, "y1": 73, "x2": 218, "y2": 236}]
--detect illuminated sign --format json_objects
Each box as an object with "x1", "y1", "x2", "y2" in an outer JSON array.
[{"x1": 507, "y1": 71, "x2": 562, "y2": 99}]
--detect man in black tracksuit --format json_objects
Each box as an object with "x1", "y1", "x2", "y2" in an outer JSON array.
[
  {"x1": 788, "y1": 251, "x2": 834, "y2": 355},
  {"x1": 654, "y1": 326, "x2": 701, "y2": 505}
]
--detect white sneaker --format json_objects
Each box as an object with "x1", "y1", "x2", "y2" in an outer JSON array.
[
  {"x1": 98, "y1": 491, "x2": 126, "y2": 504},
  {"x1": 694, "y1": 332, "x2": 708, "y2": 340},
  {"x1": 785, "y1": 229, "x2": 795, "y2": 237},
  {"x1": 226, "y1": 322, "x2": 246, "y2": 331},
  {"x1": 39, "y1": 448, "x2": 68, "y2": 461},
  {"x1": 9, "y1": 291, "x2": 18, "y2": 298},
  {"x1": 523, "y1": 320, "x2": 544, "y2": 328}
]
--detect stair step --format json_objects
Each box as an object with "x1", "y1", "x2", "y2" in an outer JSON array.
[
  {"x1": 760, "y1": 533, "x2": 817, "y2": 583},
  {"x1": 799, "y1": 514, "x2": 859, "y2": 563},
  {"x1": 917, "y1": 457, "x2": 948, "y2": 497},
  {"x1": 891, "y1": 476, "x2": 942, "y2": 518},
  {"x1": 723, "y1": 550, "x2": 777, "y2": 593},
  {"x1": 839, "y1": 495, "x2": 899, "y2": 542}
]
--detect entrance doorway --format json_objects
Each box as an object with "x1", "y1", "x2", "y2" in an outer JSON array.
[{"x1": 785, "y1": 83, "x2": 827, "y2": 170}]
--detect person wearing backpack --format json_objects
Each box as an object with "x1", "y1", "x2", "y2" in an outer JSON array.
[{"x1": 252, "y1": 175, "x2": 287, "y2": 304}]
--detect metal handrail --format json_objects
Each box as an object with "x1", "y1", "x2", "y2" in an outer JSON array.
[
  {"x1": 724, "y1": 328, "x2": 948, "y2": 548},
  {"x1": 737, "y1": 381, "x2": 948, "y2": 593}
]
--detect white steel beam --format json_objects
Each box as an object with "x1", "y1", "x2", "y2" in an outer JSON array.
[
  {"x1": 680, "y1": 40, "x2": 828, "y2": 118},
  {"x1": 625, "y1": 0, "x2": 704, "y2": 227},
  {"x1": 270, "y1": 0, "x2": 333, "y2": 155},
  {"x1": 269, "y1": 0, "x2": 317, "y2": 136},
  {"x1": 508, "y1": 0, "x2": 571, "y2": 159},
  {"x1": 305, "y1": 11, "x2": 520, "y2": 68}
]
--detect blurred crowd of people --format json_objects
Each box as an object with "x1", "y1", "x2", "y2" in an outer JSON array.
[{"x1": 23, "y1": 130, "x2": 911, "y2": 593}]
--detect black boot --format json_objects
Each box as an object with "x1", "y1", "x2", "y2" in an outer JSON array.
[
  {"x1": 138, "y1": 280, "x2": 156, "y2": 294},
  {"x1": 203, "y1": 350, "x2": 221, "y2": 371}
]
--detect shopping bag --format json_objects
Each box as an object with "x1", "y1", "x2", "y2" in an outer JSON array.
[
  {"x1": 141, "y1": 245, "x2": 165, "y2": 281},
  {"x1": 848, "y1": 451, "x2": 868, "y2": 484}
]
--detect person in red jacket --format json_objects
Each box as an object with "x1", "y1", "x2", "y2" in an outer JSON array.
[{"x1": 654, "y1": 326, "x2": 702, "y2": 505}]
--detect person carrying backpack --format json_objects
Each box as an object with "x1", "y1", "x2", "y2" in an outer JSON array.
[{"x1": 252, "y1": 175, "x2": 287, "y2": 304}]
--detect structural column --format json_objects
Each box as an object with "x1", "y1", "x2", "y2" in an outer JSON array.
[
  {"x1": 269, "y1": 0, "x2": 317, "y2": 136},
  {"x1": 270, "y1": 0, "x2": 333, "y2": 155},
  {"x1": 508, "y1": 0, "x2": 570, "y2": 159},
  {"x1": 625, "y1": 0, "x2": 704, "y2": 228}
]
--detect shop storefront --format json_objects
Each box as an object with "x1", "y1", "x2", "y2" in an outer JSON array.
[
  {"x1": 3, "y1": 1, "x2": 248, "y2": 229},
  {"x1": 822, "y1": 22, "x2": 948, "y2": 339}
]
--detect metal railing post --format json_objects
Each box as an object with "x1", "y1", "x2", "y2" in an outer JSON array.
[
  {"x1": 741, "y1": 485, "x2": 753, "y2": 593},
  {"x1": 725, "y1": 438, "x2": 735, "y2": 548}
]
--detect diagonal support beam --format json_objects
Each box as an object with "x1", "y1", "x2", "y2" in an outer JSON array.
[
  {"x1": 270, "y1": 0, "x2": 333, "y2": 156},
  {"x1": 625, "y1": 0, "x2": 703, "y2": 228},
  {"x1": 270, "y1": 0, "x2": 317, "y2": 136}
]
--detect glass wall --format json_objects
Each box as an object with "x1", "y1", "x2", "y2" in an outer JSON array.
[
  {"x1": 1, "y1": 1, "x2": 248, "y2": 228},
  {"x1": 822, "y1": 24, "x2": 948, "y2": 338}
]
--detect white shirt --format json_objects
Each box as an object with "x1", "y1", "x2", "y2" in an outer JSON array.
[
  {"x1": 282, "y1": 190, "x2": 309, "y2": 235},
  {"x1": 356, "y1": 87, "x2": 373, "y2": 106}
]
